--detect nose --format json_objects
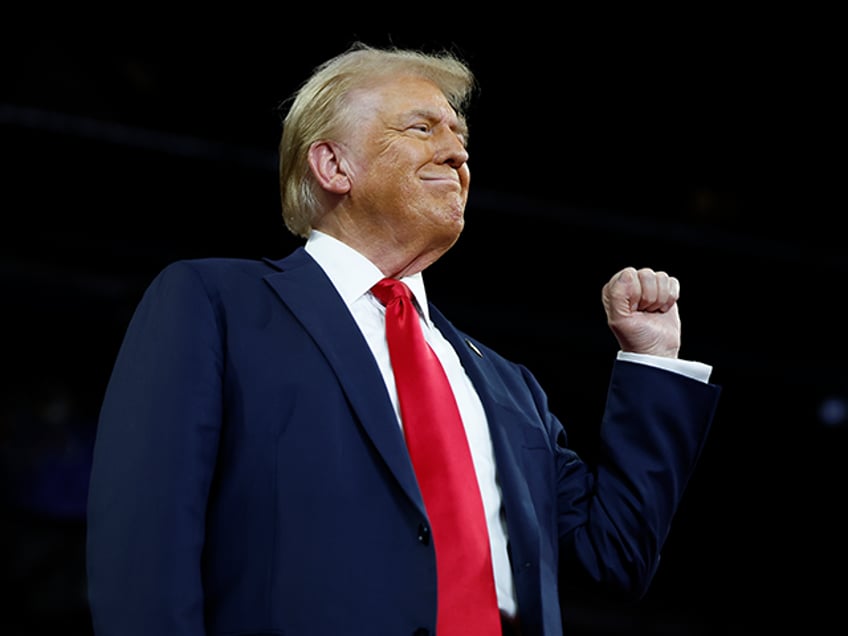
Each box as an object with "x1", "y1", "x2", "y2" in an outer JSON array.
[
  {"x1": 446, "y1": 144, "x2": 469, "y2": 169},
  {"x1": 437, "y1": 129, "x2": 469, "y2": 169}
]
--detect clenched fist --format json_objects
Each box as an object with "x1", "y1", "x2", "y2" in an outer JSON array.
[{"x1": 601, "y1": 267, "x2": 681, "y2": 358}]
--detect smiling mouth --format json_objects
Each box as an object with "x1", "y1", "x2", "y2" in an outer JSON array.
[{"x1": 422, "y1": 176, "x2": 462, "y2": 188}]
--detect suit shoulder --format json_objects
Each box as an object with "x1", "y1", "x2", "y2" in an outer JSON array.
[
  {"x1": 151, "y1": 256, "x2": 279, "y2": 283},
  {"x1": 163, "y1": 256, "x2": 271, "y2": 274},
  {"x1": 139, "y1": 258, "x2": 277, "y2": 299}
]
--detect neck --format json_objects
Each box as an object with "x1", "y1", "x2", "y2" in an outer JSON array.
[{"x1": 314, "y1": 217, "x2": 457, "y2": 279}]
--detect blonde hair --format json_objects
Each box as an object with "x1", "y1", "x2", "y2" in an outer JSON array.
[{"x1": 277, "y1": 41, "x2": 476, "y2": 238}]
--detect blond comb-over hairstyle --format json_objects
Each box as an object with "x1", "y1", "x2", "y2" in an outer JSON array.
[{"x1": 277, "y1": 41, "x2": 476, "y2": 238}]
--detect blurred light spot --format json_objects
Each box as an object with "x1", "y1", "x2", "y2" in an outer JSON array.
[{"x1": 818, "y1": 396, "x2": 848, "y2": 428}]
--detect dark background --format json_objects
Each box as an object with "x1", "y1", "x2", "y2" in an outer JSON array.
[{"x1": 2, "y1": 14, "x2": 845, "y2": 635}]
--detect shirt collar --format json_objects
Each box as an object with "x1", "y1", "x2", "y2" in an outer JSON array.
[{"x1": 304, "y1": 230, "x2": 431, "y2": 322}]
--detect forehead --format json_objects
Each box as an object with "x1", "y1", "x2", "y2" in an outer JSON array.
[{"x1": 348, "y1": 74, "x2": 458, "y2": 122}]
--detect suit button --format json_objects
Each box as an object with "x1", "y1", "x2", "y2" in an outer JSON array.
[
  {"x1": 413, "y1": 629, "x2": 429, "y2": 636},
  {"x1": 417, "y1": 523, "x2": 430, "y2": 545}
]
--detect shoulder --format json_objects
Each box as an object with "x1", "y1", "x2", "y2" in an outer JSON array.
[
  {"x1": 431, "y1": 305, "x2": 531, "y2": 379},
  {"x1": 153, "y1": 247, "x2": 310, "y2": 280},
  {"x1": 150, "y1": 256, "x2": 282, "y2": 287},
  {"x1": 139, "y1": 258, "x2": 278, "y2": 307},
  {"x1": 160, "y1": 256, "x2": 273, "y2": 276}
]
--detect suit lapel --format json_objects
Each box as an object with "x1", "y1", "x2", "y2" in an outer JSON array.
[
  {"x1": 262, "y1": 249, "x2": 425, "y2": 514},
  {"x1": 430, "y1": 305, "x2": 543, "y2": 568}
]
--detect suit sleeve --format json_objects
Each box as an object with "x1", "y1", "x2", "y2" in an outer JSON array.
[
  {"x1": 87, "y1": 262, "x2": 223, "y2": 635},
  {"x1": 552, "y1": 360, "x2": 721, "y2": 599}
]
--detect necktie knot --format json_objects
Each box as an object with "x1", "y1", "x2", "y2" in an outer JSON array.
[{"x1": 371, "y1": 278, "x2": 412, "y2": 307}]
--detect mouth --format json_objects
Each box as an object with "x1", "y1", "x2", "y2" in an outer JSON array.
[{"x1": 421, "y1": 176, "x2": 462, "y2": 189}]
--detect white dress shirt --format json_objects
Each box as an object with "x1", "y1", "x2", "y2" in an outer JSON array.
[{"x1": 303, "y1": 229, "x2": 713, "y2": 616}]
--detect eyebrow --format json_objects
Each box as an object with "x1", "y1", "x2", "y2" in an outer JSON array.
[{"x1": 407, "y1": 108, "x2": 469, "y2": 140}]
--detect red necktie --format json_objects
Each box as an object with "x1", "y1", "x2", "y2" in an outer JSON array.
[{"x1": 371, "y1": 278, "x2": 501, "y2": 636}]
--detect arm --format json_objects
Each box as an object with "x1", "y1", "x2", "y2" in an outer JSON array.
[
  {"x1": 557, "y1": 267, "x2": 720, "y2": 597},
  {"x1": 87, "y1": 262, "x2": 223, "y2": 635}
]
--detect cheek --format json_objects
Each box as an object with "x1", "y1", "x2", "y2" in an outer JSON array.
[
  {"x1": 369, "y1": 149, "x2": 407, "y2": 183},
  {"x1": 359, "y1": 163, "x2": 415, "y2": 208},
  {"x1": 373, "y1": 163, "x2": 410, "y2": 196}
]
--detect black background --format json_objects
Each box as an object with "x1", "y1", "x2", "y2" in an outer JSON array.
[{"x1": 2, "y1": 12, "x2": 845, "y2": 634}]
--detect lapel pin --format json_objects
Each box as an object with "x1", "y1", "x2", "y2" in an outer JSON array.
[{"x1": 465, "y1": 339, "x2": 483, "y2": 358}]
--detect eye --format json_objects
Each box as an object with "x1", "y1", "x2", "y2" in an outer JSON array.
[{"x1": 410, "y1": 123, "x2": 431, "y2": 134}]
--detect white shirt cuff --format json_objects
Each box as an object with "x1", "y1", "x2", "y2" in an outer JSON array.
[{"x1": 617, "y1": 351, "x2": 712, "y2": 383}]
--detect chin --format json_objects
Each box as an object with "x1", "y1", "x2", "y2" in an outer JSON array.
[
  {"x1": 441, "y1": 217, "x2": 464, "y2": 248},
  {"x1": 444, "y1": 199, "x2": 466, "y2": 224},
  {"x1": 442, "y1": 212, "x2": 464, "y2": 238}
]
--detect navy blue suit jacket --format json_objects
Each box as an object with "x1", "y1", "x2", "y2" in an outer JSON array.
[{"x1": 86, "y1": 247, "x2": 721, "y2": 635}]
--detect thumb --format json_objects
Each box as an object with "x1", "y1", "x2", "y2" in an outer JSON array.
[{"x1": 603, "y1": 266, "x2": 641, "y2": 317}]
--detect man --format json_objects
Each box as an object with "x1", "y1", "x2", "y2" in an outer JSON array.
[{"x1": 86, "y1": 42, "x2": 721, "y2": 635}]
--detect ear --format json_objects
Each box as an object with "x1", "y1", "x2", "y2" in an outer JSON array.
[{"x1": 307, "y1": 141, "x2": 351, "y2": 195}]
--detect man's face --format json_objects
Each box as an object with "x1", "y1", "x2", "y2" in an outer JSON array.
[{"x1": 340, "y1": 74, "x2": 471, "y2": 254}]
